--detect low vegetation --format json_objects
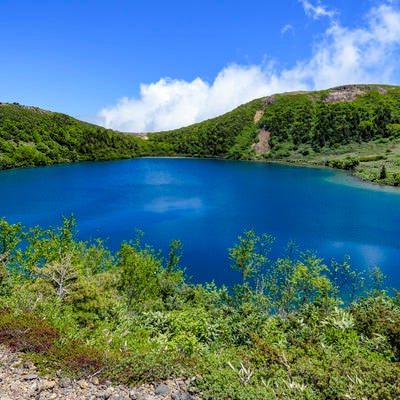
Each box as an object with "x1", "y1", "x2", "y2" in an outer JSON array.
[{"x1": 1, "y1": 217, "x2": 399, "y2": 399}]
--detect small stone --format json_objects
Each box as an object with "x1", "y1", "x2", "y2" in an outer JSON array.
[
  {"x1": 30, "y1": 381, "x2": 39, "y2": 392},
  {"x1": 91, "y1": 376, "x2": 100, "y2": 385},
  {"x1": 181, "y1": 394, "x2": 195, "y2": 400},
  {"x1": 40, "y1": 379, "x2": 56, "y2": 391},
  {"x1": 59, "y1": 377, "x2": 72, "y2": 388},
  {"x1": 22, "y1": 373, "x2": 38, "y2": 381},
  {"x1": 104, "y1": 386, "x2": 115, "y2": 398},
  {"x1": 10, "y1": 381, "x2": 21, "y2": 391},
  {"x1": 23, "y1": 360, "x2": 35, "y2": 370},
  {"x1": 129, "y1": 390, "x2": 138, "y2": 400},
  {"x1": 188, "y1": 387, "x2": 198, "y2": 395},
  {"x1": 109, "y1": 395, "x2": 129, "y2": 400},
  {"x1": 11, "y1": 360, "x2": 22, "y2": 368},
  {"x1": 78, "y1": 379, "x2": 89, "y2": 389},
  {"x1": 154, "y1": 383, "x2": 170, "y2": 396}
]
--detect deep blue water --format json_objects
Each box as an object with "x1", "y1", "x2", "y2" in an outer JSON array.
[{"x1": 1, "y1": 158, "x2": 399, "y2": 288}]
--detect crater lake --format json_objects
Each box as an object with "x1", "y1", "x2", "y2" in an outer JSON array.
[{"x1": 1, "y1": 158, "x2": 399, "y2": 289}]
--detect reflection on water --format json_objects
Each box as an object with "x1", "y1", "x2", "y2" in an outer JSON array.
[{"x1": 145, "y1": 197, "x2": 203, "y2": 213}]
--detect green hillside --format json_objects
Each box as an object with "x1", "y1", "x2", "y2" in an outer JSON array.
[
  {"x1": 0, "y1": 102, "x2": 170, "y2": 169},
  {"x1": 149, "y1": 98, "x2": 263, "y2": 159},
  {"x1": 2, "y1": 85, "x2": 400, "y2": 186},
  {"x1": 150, "y1": 85, "x2": 400, "y2": 186}
]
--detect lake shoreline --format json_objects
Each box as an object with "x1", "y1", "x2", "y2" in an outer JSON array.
[
  {"x1": 1, "y1": 153, "x2": 399, "y2": 192},
  {"x1": 140, "y1": 154, "x2": 400, "y2": 191}
]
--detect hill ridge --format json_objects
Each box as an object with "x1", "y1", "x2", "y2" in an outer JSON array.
[{"x1": 1, "y1": 84, "x2": 400, "y2": 186}]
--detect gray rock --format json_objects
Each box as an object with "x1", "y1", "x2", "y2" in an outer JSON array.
[
  {"x1": 39, "y1": 379, "x2": 56, "y2": 391},
  {"x1": 171, "y1": 393, "x2": 195, "y2": 400},
  {"x1": 109, "y1": 395, "x2": 129, "y2": 400},
  {"x1": 129, "y1": 389, "x2": 138, "y2": 399},
  {"x1": 131, "y1": 395, "x2": 154, "y2": 400},
  {"x1": 182, "y1": 393, "x2": 195, "y2": 400},
  {"x1": 59, "y1": 377, "x2": 72, "y2": 388},
  {"x1": 22, "y1": 373, "x2": 38, "y2": 381},
  {"x1": 154, "y1": 383, "x2": 170, "y2": 396}
]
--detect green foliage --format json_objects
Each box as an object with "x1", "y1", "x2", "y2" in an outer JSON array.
[
  {"x1": 0, "y1": 218, "x2": 25, "y2": 292},
  {"x1": 0, "y1": 103, "x2": 166, "y2": 170},
  {"x1": 328, "y1": 256, "x2": 364, "y2": 302},
  {"x1": 117, "y1": 242, "x2": 163, "y2": 311},
  {"x1": 0, "y1": 219, "x2": 399, "y2": 398},
  {"x1": 149, "y1": 99, "x2": 262, "y2": 158},
  {"x1": 326, "y1": 156, "x2": 359, "y2": 170},
  {"x1": 258, "y1": 87, "x2": 400, "y2": 154},
  {"x1": 379, "y1": 164, "x2": 387, "y2": 179},
  {"x1": 228, "y1": 229, "x2": 274, "y2": 285}
]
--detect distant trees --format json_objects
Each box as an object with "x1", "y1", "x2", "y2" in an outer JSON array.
[
  {"x1": 258, "y1": 87, "x2": 400, "y2": 155},
  {"x1": 149, "y1": 99, "x2": 262, "y2": 158},
  {"x1": 0, "y1": 103, "x2": 165, "y2": 170}
]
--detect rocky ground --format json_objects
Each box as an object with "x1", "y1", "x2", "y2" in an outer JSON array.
[{"x1": 0, "y1": 345, "x2": 203, "y2": 400}]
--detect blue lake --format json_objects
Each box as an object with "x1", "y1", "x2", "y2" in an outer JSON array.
[{"x1": 0, "y1": 158, "x2": 399, "y2": 288}]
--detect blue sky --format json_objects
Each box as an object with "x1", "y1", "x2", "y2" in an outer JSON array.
[{"x1": 1, "y1": 0, "x2": 400, "y2": 131}]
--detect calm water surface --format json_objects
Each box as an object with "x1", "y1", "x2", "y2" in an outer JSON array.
[{"x1": 1, "y1": 158, "x2": 399, "y2": 288}]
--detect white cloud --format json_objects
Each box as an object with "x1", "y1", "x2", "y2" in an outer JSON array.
[
  {"x1": 98, "y1": 65, "x2": 293, "y2": 132},
  {"x1": 97, "y1": 2, "x2": 400, "y2": 133},
  {"x1": 281, "y1": 24, "x2": 294, "y2": 35},
  {"x1": 295, "y1": 4, "x2": 400, "y2": 88},
  {"x1": 300, "y1": 0, "x2": 335, "y2": 20}
]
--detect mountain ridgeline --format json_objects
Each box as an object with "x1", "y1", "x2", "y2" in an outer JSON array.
[{"x1": 1, "y1": 85, "x2": 400, "y2": 185}]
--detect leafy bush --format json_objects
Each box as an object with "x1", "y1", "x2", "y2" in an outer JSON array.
[{"x1": 0, "y1": 219, "x2": 399, "y2": 398}]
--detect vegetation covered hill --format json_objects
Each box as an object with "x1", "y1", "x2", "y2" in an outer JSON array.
[
  {"x1": 0, "y1": 217, "x2": 399, "y2": 399},
  {"x1": 150, "y1": 84, "x2": 400, "y2": 186},
  {"x1": 0, "y1": 102, "x2": 170, "y2": 169},
  {"x1": 2, "y1": 85, "x2": 400, "y2": 185},
  {"x1": 149, "y1": 98, "x2": 263, "y2": 159}
]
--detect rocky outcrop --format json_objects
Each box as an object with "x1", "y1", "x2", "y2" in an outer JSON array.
[
  {"x1": 323, "y1": 85, "x2": 371, "y2": 103},
  {"x1": 252, "y1": 129, "x2": 270, "y2": 155},
  {"x1": 0, "y1": 345, "x2": 201, "y2": 400}
]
